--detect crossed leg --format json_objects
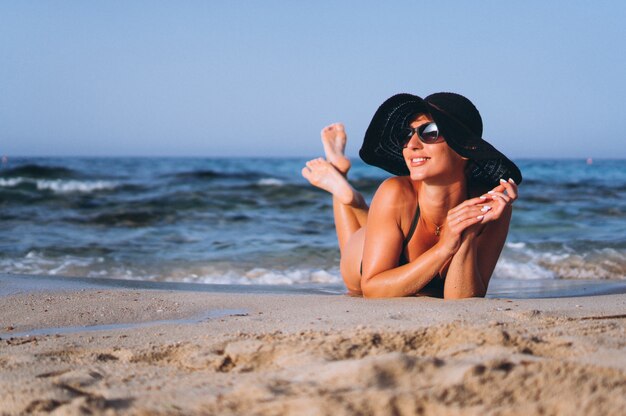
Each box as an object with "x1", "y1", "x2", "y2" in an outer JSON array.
[{"x1": 301, "y1": 123, "x2": 368, "y2": 294}]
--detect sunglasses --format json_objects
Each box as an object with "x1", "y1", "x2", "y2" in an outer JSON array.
[{"x1": 401, "y1": 122, "x2": 444, "y2": 146}]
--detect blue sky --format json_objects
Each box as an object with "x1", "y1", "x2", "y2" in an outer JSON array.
[{"x1": 1, "y1": 1, "x2": 625, "y2": 158}]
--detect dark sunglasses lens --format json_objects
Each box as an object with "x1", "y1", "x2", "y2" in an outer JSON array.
[
  {"x1": 399, "y1": 128, "x2": 414, "y2": 145},
  {"x1": 419, "y1": 123, "x2": 439, "y2": 143}
]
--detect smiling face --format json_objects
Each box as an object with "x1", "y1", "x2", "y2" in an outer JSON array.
[{"x1": 402, "y1": 114, "x2": 468, "y2": 183}]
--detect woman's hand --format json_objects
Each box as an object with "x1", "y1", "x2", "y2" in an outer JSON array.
[
  {"x1": 480, "y1": 178, "x2": 518, "y2": 223},
  {"x1": 461, "y1": 178, "x2": 518, "y2": 239},
  {"x1": 437, "y1": 196, "x2": 493, "y2": 255},
  {"x1": 438, "y1": 178, "x2": 518, "y2": 254}
]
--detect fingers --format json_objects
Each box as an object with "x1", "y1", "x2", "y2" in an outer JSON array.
[
  {"x1": 454, "y1": 213, "x2": 485, "y2": 226},
  {"x1": 474, "y1": 179, "x2": 519, "y2": 223},
  {"x1": 447, "y1": 212, "x2": 485, "y2": 235},
  {"x1": 448, "y1": 196, "x2": 492, "y2": 215},
  {"x1": 448, "y1": 204, "x2": 491, "y2": 224},
  {"x1": 498, "y1": 178, "x2": 518, "y2": 200},
  {"x1": 481, "y1": 178, "x2": 518, "y2": 201},
  {"x1": 447, "y1": 202, "x2": 490, "y2": 231},
  {"x1": 486, "y1": 190, "x2": 511, "y2": 204},
  {"x1": 482, "y1": 178, "x2": 519, "y2": 204}
]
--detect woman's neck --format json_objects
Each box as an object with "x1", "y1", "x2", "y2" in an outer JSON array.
[{"x1": 415, "y1": 178, "x2": 468, "y2": 224}]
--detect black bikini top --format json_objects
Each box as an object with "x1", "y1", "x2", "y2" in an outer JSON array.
[{"x1": 398, "y1": 204, "x2": 420, "y2": 265}]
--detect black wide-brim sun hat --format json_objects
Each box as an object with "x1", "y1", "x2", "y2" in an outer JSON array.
[{"x1": 359, "y1": 92, "x2": 522, "y2": 187}]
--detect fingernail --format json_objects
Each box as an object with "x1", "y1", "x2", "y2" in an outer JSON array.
[
  {"x1": 480, "y1": 195, "x2": 487, "y2": 199},
  {"x1": 477, "y1": 215, "x2": 484, "y2": 220},
  {"x1": 488, "y1": 191, "x2": 495, "y2": 194},
  {"x1": 508, "y1": 178, "x2": 515, "y2": 184},
  {"x1": 500, "y1": 178, "x2": 507, "y2": 183},
  {"x1": 481, "y1": 206, "x2": 491, "y2": 212}
]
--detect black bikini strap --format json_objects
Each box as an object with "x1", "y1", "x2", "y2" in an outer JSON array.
[{"x1": 403, "y1": 204, "x2": 420, "y2": 247}]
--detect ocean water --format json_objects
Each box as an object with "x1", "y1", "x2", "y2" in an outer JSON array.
[{"x1": 1, "y1": 157, "x2": 624, "y2": 285}]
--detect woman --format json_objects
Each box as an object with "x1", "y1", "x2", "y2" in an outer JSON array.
[{"x1": 302, "y1": 92, "x2": 522, "y2": 299}]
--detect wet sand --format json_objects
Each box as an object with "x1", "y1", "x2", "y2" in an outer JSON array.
[{"x1": 1, "y1": 274, "x2": 625, "y2": 415}]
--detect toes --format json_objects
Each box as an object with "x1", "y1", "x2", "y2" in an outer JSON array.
[
  {"x1": 322, "y1": 123, "x2": 345, "y2": 136},
  {"x1": 306, "y1": 159, "x2": 317, "y2": 169},
  {"x1": 301, "y1": 167, "x2": 312, "y2": 179},
  {"x1": 306, "y1": 158, "x2": 327, "y2": 169}
]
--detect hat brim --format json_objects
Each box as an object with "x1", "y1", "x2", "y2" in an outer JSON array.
[{"x1": 359, "y1": 93, "x2": 522, "y2": 187}]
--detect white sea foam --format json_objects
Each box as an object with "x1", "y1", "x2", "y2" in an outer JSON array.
[
  {"x1": 3, "y1": 246, "x2": 623, "y2": 285},
  {"x1": 506, "y1": 242, "x2": 526, "y2": 249},
  {"x1": 0, "y1": 177, "x2": 25, "y2": 187},
  {"x1": 0, "y1": 176, "x2": 117, "y2": 193},
  {"x1": 174, "y1": 266, "x2": 342, "y2": 286},
  {"x1": 494, "y1": 244, "x2": 626, "y2": 280},
  {"x1": 36, "y1": 179, "x2": 117, "y2": 193},
  {"x1": 257, "y1": 178, "x2": 285, "y2": 186},
  {"x1": 493, "y1": 258, "x2": 556, "y2": 280},
  {"x1": 1, "y1": 251, "x2": 100, "y2": 277}
]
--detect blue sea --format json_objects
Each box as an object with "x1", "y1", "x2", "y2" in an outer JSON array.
[{"x1": 1, "y1": 157, "x2": 624, "y2": 286}]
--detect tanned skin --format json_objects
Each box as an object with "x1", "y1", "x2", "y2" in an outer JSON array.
[{"x1": 302, "y1": 116, "x2": 518, "y2": 299}]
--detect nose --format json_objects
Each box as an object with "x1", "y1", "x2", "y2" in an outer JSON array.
[{"x1": 404, "y1": 133, "x2": 423, "y2": 150}]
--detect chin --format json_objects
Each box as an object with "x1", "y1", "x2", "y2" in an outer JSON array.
[
  {"x1": 407, "y1": 165, "x2": 450, "y2": 182},
  {"x1": 408, "y1": 169, "x2": 429, "y2": 181}
]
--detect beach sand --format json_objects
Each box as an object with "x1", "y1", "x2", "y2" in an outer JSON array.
[{"x1": 1, "y1": 275, "x2": 625, "y2": 415}]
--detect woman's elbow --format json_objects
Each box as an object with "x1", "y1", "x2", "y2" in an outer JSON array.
[
  {"x1": 360, "y1": 281, "x2": 379, "y2": 298},
  {"x1": 360, "y1": 277, "x2": 389, "y2": 298},
  {"x1": 443, "y1": 289, "x2": 487, "y2": 300}
]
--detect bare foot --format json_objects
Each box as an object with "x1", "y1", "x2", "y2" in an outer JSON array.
[
  {"x1": 301, "y1": 158, "x2": 355, "y2": 205},
  {"x1": 321, "y1": 123, "x2": 351, "y2": 175}
]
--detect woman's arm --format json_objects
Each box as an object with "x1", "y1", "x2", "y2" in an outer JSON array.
[
  {"x1": 360, "y1": 179, "x2": 488, "y2": 298},
  {"x1": 443, "y1": 179, "x2": 517, "y2": 299},
  {"x1": 359, "y1": 178, "x2": 453, "y2": 298},
  {"x1": 442, "y1": 207, "x2": 511, "y2": 298},
  {"x1": 362, "y1": 241, "x2": 454, "y2": 298}
]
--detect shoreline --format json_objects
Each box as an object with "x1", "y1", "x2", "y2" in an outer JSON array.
[
  {"x1": 1, "y1": 274, "x2": 625, "y2": 415},
  {"x1": 2, "y1": 273, "x2": 625, "y2": 299}
]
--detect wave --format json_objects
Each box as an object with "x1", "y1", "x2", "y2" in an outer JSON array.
[
  {"x1": 170, "y1": 169, "x2": 266, "y2": 181},
  {"x1": 496, "y1": 242, "x2": 626, "y2": 280},
  {"x1": 257, "y1": 178, "x2": 285, "y2": 186},
  {"x1": 179, "y1": 267, "x2": 341, "y2": 285},
  {"x1": 0, "y1": 252, "x2": 343, "y2": 285},
  {"x1": 2, "y1": 243, "x2": 624, "y2": 284},
  {"x1": 1, "y1": 164, "x2": 78, "y2": 179},
  {"x1": 0, "y1": 177, "x2": 117, "y2": 194},
  {"x1": 37, "y1": 179, "x2": 117, "y2": 193},
  {"x1": 0, "y1": 178, "x2": 23, "y2": 187},
  {"x1": 81, "y1": 210, "x2": 173, "y2": 227},
  {"x1": 230, "y1": 177, "x2": 381, "y2": 197},
  {"x1": 521, "y1": 178, "x2": 626, "y2": 193}
]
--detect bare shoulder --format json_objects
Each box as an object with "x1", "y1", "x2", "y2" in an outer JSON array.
[
  {"x1": 362, "y1": 177, "x2": 413, "y2": 281},
  {"x1": 368, "y1": 176, "x2": 416, "y2": 233},
  {"x1": 373, "y1": 176, "x2": 415, "y2": 203}
]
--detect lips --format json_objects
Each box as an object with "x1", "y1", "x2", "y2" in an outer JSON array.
[{"x1": 410, "y1": 157, "x2": 430, "y2": 166}]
